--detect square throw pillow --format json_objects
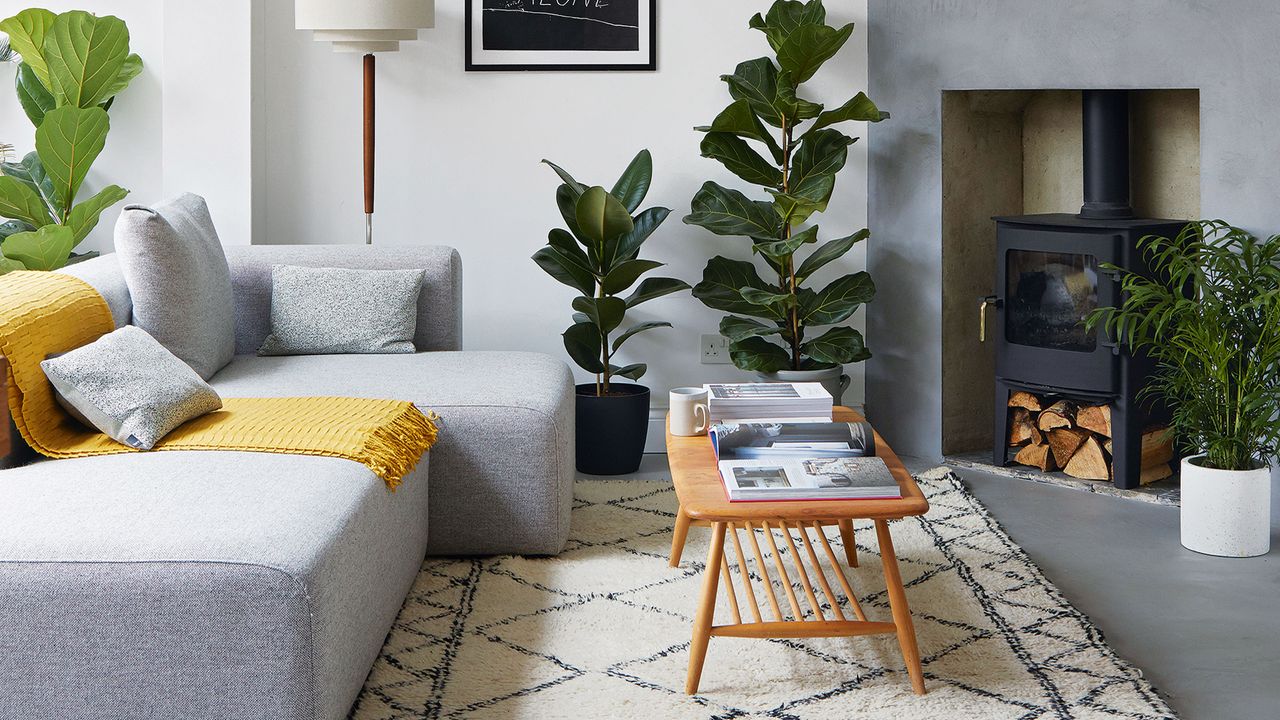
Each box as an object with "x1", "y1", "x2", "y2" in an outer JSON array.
[
  {"x1": 258, "y1": 265, "x2": 426, "y2": 355},
  {"x1": 41, "y1": 326, "x2": 223, "y2": 450},
  {"x1": 114, "y1": 193, "x2": 236, "y2": 380}
]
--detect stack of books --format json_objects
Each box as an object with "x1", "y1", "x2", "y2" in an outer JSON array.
[
  {"x1": 704, "y1": 382, "x2": 833, "y2": 423},
  {"x1": 710, "y1": 420, "x2": 901, "y2": 502}
]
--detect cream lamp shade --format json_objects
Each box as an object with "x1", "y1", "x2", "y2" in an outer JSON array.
[{"x1": 295, "y1": 0, "x2": 435, "y2": 53}]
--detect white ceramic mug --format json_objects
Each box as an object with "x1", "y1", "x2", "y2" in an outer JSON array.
[{"x1": 669, "y1": 387, "x2": 710, "y2": 436}]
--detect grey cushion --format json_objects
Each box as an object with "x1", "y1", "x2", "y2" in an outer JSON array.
[
  {"x1": 41, "y1": 326, "x2": 223, "y2": 449},
  {"x1": 223, "y1": 245, "x2": 463, "y2": 354},
  {"x1": 0, "y1": 450, "x2": 430, "y2": 720},
  {"x1": 258, "y1": 265, "x2": 425, "y2": 356},
  {"x1": 211, "y1": 350, "x2": 575, "y2": 555},
  {"x1": 114, "y1": 193, "x2": 236, "y2": 379},
  {"x1": 57, "y1": 255, "x2": 131, "y2": 328}
]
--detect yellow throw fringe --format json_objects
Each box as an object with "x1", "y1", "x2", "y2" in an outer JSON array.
[{"x1": 0, "y1": 271, "x2": 437, "y2": 489}]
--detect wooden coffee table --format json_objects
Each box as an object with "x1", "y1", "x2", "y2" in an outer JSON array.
[{"x1": 667, "y1": 407, "x2": 930, "y2": 695}]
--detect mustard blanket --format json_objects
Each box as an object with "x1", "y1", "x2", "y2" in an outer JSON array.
[{"x1": 0, "y1": 271, "x2": 436, "y2": 489}]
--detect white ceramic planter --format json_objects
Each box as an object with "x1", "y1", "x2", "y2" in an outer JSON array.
[
  {"x1": 1180, "y1": 455, "x2": 1272, "y2": 557},
  {"x1": 755, "y1": 367, "x2": 850, "y2": 405}
]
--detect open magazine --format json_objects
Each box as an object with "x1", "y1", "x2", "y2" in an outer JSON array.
[
  {"x1": 718, "y1": 457, "x2": 901, "y2": 501},
  {"x1": 711, "y1": 421, "x2": 876, "y2": 460}
]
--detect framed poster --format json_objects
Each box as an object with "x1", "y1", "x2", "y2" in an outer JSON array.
[{"x1": 466, "y1": 1, "x2": 657, "y2": 72}]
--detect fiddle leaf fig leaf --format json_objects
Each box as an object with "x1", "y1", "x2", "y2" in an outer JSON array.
[
  {"x1": 774, "y1": 72, "x2": 823, "y2": 123},
  {"x1": 1, "y1": 224, "x2": 74, "y2": 271},
  {"x1": 572, "y1": 296, "x2": 627, "y2": 335},
  {"x1": 700, "y1": 132, "x2": 784, "y2": 187},
  {"x1": 792, "y1": 129, "x2": 853, "y2": 198},
  {"x1": 1, "y1": 220, "x2": 35, "y2": 241},
  {"x1": 562, "y1": 321, "x2": 604, "y2": 374},
  {"x1": 623, "y1": 276, "x2": 690, "y2": 308},
  {"x1": 98, "y1": 52, "x2": 142, "y2": 103},
  {"x1": 729, "y1": 336, "x2": 792, "y2": 372},
  {"x1": 805, "y1": 92, "x2": 889, "y2": 137},
  {"x1": 44, "y1": 11, "x2": 130, "y2": 108},
  {"x1": 0, "y1": 8, "x2": 57, "y2": 87},
  {"x1": 741, "y1": 287, "x2": 796, "y2": 310},
  {"x1": 720, "y1": 315, "x2": 783, "y2": 342},
  {"x1": 750, "y1": 0, "x2": 827, "y2": 53},
  {"x1": 802, "y1": 326, "x2": 871, "y2": 365},
  {"x1": 692, "y1": 256, "x2": 779, "y2": 318},
  {"x1": 770, "y1": 186, "x2": 829, "y2": 226},
  {"x1": 36, "y1": 105, "x2": 110, "y2": 212},
  {"x1": 776, "y1": 22, "x2": 853, "y2": 84},
  {"x1": 612, "y1": 321, "x2": 671, "y2": 352},
  {"x1": 0, "y1": 255, "x2": 28, "y2": 274},
  {"x1": 68, "y1": 183, "x2": 128, "y2": 246},
  {"x1": 722, "y1": 57, "x2": 782, "y2": 127},
  {"x1": 801, "y1": 271, "x2": 876, "y2": 326},
  {"x1": 610, "y1": 149, "x2": 652, "y2": 213},
  {"x1": 695, "y1": 99, "x2": 783, "y2": 163},
  {"x1": 796, "y1": 229, "x2": 868, "y2": 282},
  {"x1": 15, "y1": 62, "x2": 55, "y2": 127},
  {"x1": 0, "y1": 175, "x2": 55, "y2": 228},
  {"x1": 754, "y1": 225, "x2": 819, "y2": 260},
  {"x1": 684, "y1": 181, "x2": 781, "y2": 240}
]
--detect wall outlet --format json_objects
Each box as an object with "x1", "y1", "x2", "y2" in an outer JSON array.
[{"x1": 701, "y1": 334, "x2": 731, "y2": 364}]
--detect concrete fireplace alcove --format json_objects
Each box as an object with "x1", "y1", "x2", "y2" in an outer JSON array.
[
  {"x1": 864, "y1": 0, "x2": 1280, "y2": 463},
  {"x1": 939, "y1": 89, "x2": 1200, "y2": 456}
]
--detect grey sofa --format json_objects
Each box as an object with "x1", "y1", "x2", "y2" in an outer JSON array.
[{"x1": 0, "y1": 246, "x2": 575, "y2": 720}]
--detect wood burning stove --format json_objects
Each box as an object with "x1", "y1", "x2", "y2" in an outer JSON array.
[{"x1": 982, "y1": 90, "x2": 1188, "y2": 489}]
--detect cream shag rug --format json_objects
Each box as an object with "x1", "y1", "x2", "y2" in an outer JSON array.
[{"x1": 352, "y1": 469, "x2": 1176, "y2": 719}]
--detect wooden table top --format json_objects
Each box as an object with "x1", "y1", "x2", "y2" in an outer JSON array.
[{"x1": 667, "y1": 407, "x2": 929, "y2": 523}]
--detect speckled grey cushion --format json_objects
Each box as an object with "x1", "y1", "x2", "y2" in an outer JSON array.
[
  {"x1": 258, "y1": 265, "x2": 426, "y2": 356},
  {"x1": 114, "y1": 193, "x2": 236, "y2": 380},
  {"x1": 40, "y1": 326, "x2": 223, "y2": 450}
]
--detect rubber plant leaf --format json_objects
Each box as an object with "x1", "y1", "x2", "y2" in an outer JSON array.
[
  {"x1": 612, "y1": 321, "x2": 671, "y2": 353},
  {"x1": 562, "y1": 321, "x2": 605, "y2": 374},
  {"x1": 610, "y1": 149, "x2": 652, "y2": 213},
  {"x1": 623, "y1": 276, "x2": 691, "y2": 308}
]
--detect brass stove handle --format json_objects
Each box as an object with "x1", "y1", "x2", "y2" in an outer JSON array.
[{"x1": 979, "y1": 295, "x2": 1002, "y2": 343}]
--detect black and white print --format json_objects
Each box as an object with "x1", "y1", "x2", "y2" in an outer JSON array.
[{"x1": 466, "y1": 0, "x2": 656, "y2": 71}]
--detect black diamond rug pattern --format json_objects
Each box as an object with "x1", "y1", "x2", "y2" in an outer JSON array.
[{"x1": 352, "y1": 469, "x2": 1176, "y2": 719}]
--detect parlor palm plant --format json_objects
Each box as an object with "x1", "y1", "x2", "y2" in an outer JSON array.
[
  {"x1": 1087, "y1": 220, "x2": 1280, "y2": 556},
  {"x1": 685, "y1": 0, "x2": 888, "y2": 399},
  {"x1": 0, "y1": 9, "x2": 142, "y2": 274},
  {"x1": 534, "y1": 150, "x2": 690, "y2": 474}
]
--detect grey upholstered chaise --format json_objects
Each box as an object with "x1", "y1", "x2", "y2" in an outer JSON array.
[{"x1": 0, "y1": 246, "x2": 574, "y2": 720}]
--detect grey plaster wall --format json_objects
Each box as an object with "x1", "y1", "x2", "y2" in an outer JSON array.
[{"x1": 865, "y1": 0, "x2": 1278, "y2": 458}]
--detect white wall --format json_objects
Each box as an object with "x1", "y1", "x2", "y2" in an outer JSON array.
[
  {"x1": 0, "y1": 0, "x2": 164, "y2": 254},
  {"x1": 262, "y1": 0, "x2": 873, "y2": 406}
]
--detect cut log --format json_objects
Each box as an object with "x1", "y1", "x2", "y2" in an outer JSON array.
[
  {"x1": 1008, "y1": 391, "x2": 1043, "y2": 412},
  {"x1": 1103, "y1": 438, "x2": 1113, "y2": 454},
  {"x1": 1063, "y1": 436, "x2": 1110, "y2": 480},
  {"x1": 1030, "y1": 424, "x2": 1044, "y2": 445},
  {"x1": 1047, "y1": 428, "x2": 1091, "y2": 468},
  {"x1": 1141, "y1": 427, "x2": 1174, "y2": 467},
  {"x1": 1140, "y1": 462, "x2": 1174, "y2": 485},
  {"x1": 1037, "y1": 400, "x2": 1077, "y2": 432},
  {"x1": 1009, "y1": 408, "x2": 1034, "y2": 446},
  {"x1": 1014, "y1": 443, "x2": 1055, "y2": 472},
  {"x1": 1076, "y1": 404, "x2": 1112, "y2": 437}
]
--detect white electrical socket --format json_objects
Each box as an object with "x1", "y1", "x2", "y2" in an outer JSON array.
[{"x1": 701, "y1": 334, "x2": 731, "y2": 364}]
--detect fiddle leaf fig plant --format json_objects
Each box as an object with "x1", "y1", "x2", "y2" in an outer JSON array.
[
  {"x1": 0, "y1": 8, "x2": 141, "y2": 274},
  {"x1": 534, "y1": 150, "x2": 691, "y2": 396},
  {"x1": 685, "y1": 0, "x2": 888, "y2": 373}
]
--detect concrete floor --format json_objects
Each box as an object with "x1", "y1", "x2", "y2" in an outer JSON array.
[{"x1": 619, "y1": 453, "x2": 1280, "y2": 720}]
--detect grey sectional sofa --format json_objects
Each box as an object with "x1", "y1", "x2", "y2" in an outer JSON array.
[{"x1": 0, "y1": 246, "x2": 574, "y2": 720}]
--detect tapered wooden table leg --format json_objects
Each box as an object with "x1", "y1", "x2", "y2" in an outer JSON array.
[
  {"x1": 670, "y1": 505, "x2": 692, "y2": 567},
  {"x1": 685, "y1": 521, "x2": 725, "y2": 695},
  {"x1": 875, "y1": 519, "x2": 926, "y2": 695},
  {"x1": 838, "y1": 519, "x2": 858, "y2": 567}
]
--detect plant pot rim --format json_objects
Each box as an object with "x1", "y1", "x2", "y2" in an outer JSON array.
[
  {"x1": 1181, "y1": 454, "x2": 1270, "y2": 474},
  {"x1": 575, "y1": 382, "x2": 650, "y2": 398}
]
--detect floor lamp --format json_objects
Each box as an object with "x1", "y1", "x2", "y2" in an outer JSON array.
[{"x1": 295, "y1": 0, "x2": 435, "y2": 244}]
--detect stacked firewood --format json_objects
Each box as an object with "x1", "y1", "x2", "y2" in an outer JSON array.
[{"x1": 1007, "y1": 391, "x2": 1174, "y2": 484}]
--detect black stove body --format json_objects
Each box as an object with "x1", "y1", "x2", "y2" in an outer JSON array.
[{"x1": 988, "y1": 90, "x2": 1188, "y2": 489}]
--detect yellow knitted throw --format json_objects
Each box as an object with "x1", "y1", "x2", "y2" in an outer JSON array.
[{"x1": 0, "y1": 271, "x2": 436, "y2": 489}]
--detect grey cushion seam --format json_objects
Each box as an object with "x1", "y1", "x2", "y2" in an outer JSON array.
[{"x1": 0, "y1": 557, "x2": 320, "y2": 720}]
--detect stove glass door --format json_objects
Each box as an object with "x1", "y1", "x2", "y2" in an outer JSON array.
[{"x1": 1005, "y1": 250, "x2": 1100, "y2": 352}]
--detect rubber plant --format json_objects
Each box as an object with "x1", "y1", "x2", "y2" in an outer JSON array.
[
  {"x1": 1087, "y1": 221, "x2": 1280, "y2": 472},
  {"x1": 534, "y1": 150, "x2": 691, "y2": 396},
  {"x1": 684, "y1": 0, "x2": 888, "y2": 373},
  {"x1": 0, "y1": 8, "x2": 142, "y2": 274}
]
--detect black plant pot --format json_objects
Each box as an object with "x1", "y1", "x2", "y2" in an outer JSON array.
[{"x1": 575, "y1": 383, "x2": 650, "y2": 475}]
